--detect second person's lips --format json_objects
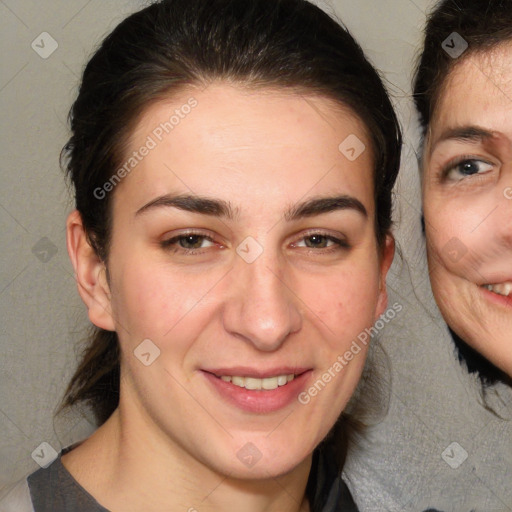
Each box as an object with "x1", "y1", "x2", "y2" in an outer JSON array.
[{"x1": 482, "y1": 281, "x2": 512, "y2": 297}]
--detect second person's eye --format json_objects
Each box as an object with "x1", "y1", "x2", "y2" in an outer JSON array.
[{"x1": 444, "y1": 158, "x2": 494, "y2": 181}]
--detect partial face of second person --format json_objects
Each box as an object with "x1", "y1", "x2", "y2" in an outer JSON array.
[
  {"x1": 423, "y1": 42, "x2": 512, "y2": 375},
  {"x1": 75, "y1": 83, "x2": 393, "y2": 480}
]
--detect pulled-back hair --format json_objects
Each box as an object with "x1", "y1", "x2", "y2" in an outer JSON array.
[{"x1": 59, "y1": 0, "x2": 401, "y2": 462}]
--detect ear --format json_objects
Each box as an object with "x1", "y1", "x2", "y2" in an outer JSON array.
[
  {"x1": 66, "y1": 210, "x2": 116, "y2": 331},
  {"x1": 375, "y1": 234, "x2": 395, "y2": 319}
]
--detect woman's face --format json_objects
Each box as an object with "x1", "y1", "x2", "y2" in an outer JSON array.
[
  {"x1": 84, "y1": 83, "x2": 393, "y2": 479},
  {"x1": 423, "y1": 43, "x2": 512, "y2": 375}
]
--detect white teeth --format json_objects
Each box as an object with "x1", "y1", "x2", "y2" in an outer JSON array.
[
  {"x1": 484, "y1": 282, "x2": 512, "y2": 297},
  {"x1": 245, "y1": 377, "x2": 262, "y2": 390},
  {"x1": 277, "y1": 375, "x2": 288, "y2": 386},
  {"x1": 219, "y1": 374, "x2": 295, "y2": 390},
  {"x1": 232, "y1": 376, "x2": 244, "y2": 387},
  {"x1": 262, "y1": 377, "x2": 278, "y2": 390}
]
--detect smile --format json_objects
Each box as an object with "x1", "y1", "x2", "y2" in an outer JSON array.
[
  {"x1": 203, "y1": 369, "x2": 311, "y2": 413},
  {"x1": 483, "y1": 282, "x2": 512, "y2": 298},
  {"x1": 219, "y1": 374, "x2": 295, "y2": 390}
]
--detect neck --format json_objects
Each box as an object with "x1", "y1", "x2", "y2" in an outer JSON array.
[{"x1": 63, "y1": 405, "x2": 312, "y2": 512}]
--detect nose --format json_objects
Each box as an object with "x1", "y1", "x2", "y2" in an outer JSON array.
[{"x1": 221, "y1": 251, "x2": 302, "y2": 352}]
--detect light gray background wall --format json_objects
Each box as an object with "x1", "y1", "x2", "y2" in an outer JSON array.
[{"x1": 1, "y1": 1, "x2": 510, "y2": 511}]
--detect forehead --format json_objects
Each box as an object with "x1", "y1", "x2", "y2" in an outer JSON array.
[
  {"x1": 117, "y1": 83, "x2": 375, "y2": 213},
  {"x1": 432, "y1": 42, "x2": 512, "y2": 134}
]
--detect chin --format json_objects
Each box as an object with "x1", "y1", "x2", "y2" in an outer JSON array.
[{"x1": 208, "y1": 447, "x2": 311, "y2": 482}]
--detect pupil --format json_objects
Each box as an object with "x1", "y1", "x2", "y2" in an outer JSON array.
[
  {"x1": 181, "y1": 235, "x2": 202, "y2": 248},
  {"x1": 461, "y1": 161, "x2": 478, "y2": 175},
  {"x1": 307, "y1": 235, "x2": 326, "y2": 248}
]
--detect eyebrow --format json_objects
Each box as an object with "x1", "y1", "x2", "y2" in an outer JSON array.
[
  {"x1": 135, "y1": 194, "x2": 240, "y2": 219},
  {"x1": 284, "y1": 195, "x2": 367, "y2": 221},
  {"x1": 431, "y1": 125, "x2": 496, "y2": 150},
  {"x1": 135, "y1": 193, "x2": 367, "y2": 220}
]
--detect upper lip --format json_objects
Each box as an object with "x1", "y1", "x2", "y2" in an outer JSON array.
[
  {"x1": 203, "y1": 367, "x2": 311, "y2": 378},
  {"x1": 478, "y1": 278, "x2": 512, "y2": 286}
]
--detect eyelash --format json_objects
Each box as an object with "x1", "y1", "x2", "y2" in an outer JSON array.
[
  {"x1": 160, "y1": 231, "x2": 216, "y2": 254},
  {"x1": 160, "y1": 230, "x2": 350, "y2": 255},
  {"x1": 292, "y1": 230, "x2": 350, "y2": 254},
  {"x1": 440, "y1": 155, "x2": 494, "y2": 181}
]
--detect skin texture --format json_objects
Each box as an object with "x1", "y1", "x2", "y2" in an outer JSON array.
[
  {"x1": 423, "y1": 42, "x2": 512, "y2": 376},
  {"x1": 63, "y1": 83, "x2": 394, "y2": 512}
]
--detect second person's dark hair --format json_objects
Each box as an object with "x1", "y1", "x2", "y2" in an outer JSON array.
[{"x1": 413, "y1": 0, "x2": 512, "y2": 133}]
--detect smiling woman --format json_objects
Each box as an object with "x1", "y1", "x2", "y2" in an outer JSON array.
[
  {"x1": 414, "y1": 0, "x2": 512, "y2": 381},
  {"x1": 3, "y1": 1, "x2": 401, "y2": 511}
]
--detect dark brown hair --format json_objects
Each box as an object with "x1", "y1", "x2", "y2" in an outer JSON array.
[
  {"x1": 58, "y1": 0, "x2": 401, "y2": 473},
  {"x1": 413, "y1": 0, "x2": 512, "y2": 387},
  {"x1": 413, "y1": 0, "x2": 512, "y2": 133}
]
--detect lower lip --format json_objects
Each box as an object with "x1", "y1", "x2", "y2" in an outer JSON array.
[
  {"x1": 202, "y1": 371, "x2": 312, "y2": 413},
  {"x1": 480, "y1": 286, "x2": 512, "y2": 308}
]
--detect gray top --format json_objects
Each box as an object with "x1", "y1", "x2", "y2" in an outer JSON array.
[{"x1": 342, "y1": 317, "x2": 512, "y2": 512}]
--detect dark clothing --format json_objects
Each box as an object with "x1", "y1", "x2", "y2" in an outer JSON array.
[{"x1": 25, "y1": 445, "x2": 358, "y2": 511}]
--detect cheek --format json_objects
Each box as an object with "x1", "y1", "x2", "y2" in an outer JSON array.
[
  {"x1": 299, "y1": 262, "x2": 381, "y2": 340},
  {"x1": 109, "y1": 245, "x2": 382, "y2": 354},
  {"x1": 424, "y1": 192, "x2": 496, "y2": 277},
  {"x1": 109, "y1": 259, "x2": 215, "y2": 343}
]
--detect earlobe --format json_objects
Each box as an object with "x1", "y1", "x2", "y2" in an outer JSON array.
[
  {"x1": 375, "y1": 234, "x2": 395, "y2": 319},
  {"x1": 66, "y1": 210, "x2": 116, "y2": 331}
]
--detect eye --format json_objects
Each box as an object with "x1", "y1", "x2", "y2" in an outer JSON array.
[
  {"x1": 443, "y1": 158, "x2": 494, "y2": 181},
  {"x1": 293, "y1": 232, "x2": 349, "y2": 251},
  {"x1": 161, "y1": 232, "x2": 216, "y2": 252}
]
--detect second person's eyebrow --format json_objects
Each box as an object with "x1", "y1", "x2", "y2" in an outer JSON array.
[
  {"x1": 135, "y1": 193, "x2": 367, "y2": 220},
  {"x1": 431, "y1": 125, "x2": 495, "y2": 150}
]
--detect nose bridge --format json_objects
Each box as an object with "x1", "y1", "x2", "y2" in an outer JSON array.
[{"x1": 223, "y1": 250, "x2": 302, "y2": 351}]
